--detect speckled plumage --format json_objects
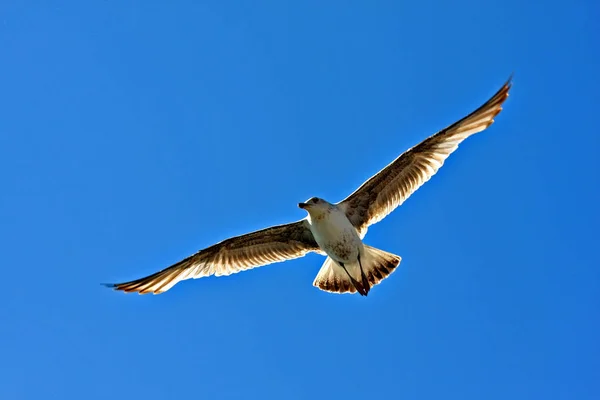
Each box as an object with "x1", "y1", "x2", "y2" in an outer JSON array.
[{"x1": 305, "y1": 203, "x2": 363, "y2": 263}]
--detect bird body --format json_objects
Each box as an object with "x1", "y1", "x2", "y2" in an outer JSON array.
[
  {"x1": 106, "y1": 77, "x2": 512, "y2": 297},
  {"x1": 302, "y1": 199, "x2": 363, "y2": 264},
  {"x1": 300, "y1": 198, "x2": 397, "y2": 295}
]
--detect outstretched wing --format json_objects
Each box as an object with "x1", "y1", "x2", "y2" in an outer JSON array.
[
  {"x1": 107, "y1": 220, "x2": 318, "y2": 294},
  {"x1": 339, "y1": 77, "x2": 512, "y2": 236}
]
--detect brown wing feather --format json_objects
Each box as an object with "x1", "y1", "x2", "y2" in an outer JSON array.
[
  {"x1": 107, "y1": 220, "x2": 318, "y2": 294},
  {"x1": 339, "y1": 77, "x2": 512, "y2": 235}
]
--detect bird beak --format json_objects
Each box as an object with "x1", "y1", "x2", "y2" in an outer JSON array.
[{"x1": 298, "y1": 202, "x2": 309, "y2": 209}]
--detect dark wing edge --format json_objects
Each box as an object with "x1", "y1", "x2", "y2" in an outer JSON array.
[
  {"x1": 338, "y1": 76, "x2": 513, "y2": 234},
  {"x1": 105, "y1": 219, "x2": 319, "y2": 295}
]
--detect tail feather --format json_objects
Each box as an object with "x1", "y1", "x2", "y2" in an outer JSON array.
[
  {"x1": 313, "y1": 257, "x2": 358, "y2": 294},
  {"x1": 313, "y1": 245, "x2": 401, "y2": 296},
  {"x1": 360, "y1": 244, "x2": 402, "y2": 289}
]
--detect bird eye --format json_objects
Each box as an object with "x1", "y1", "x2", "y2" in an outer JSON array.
[{"x1": 312, "y1": 197, "x2": 319, "y2": 203}]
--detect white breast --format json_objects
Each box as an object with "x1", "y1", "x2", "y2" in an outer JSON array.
[{"x1": 307, "y1": 206, "x2": 363, "y2": 263}]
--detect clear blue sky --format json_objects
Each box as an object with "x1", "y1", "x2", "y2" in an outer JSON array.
[{"x1": 1, "y1": 1, "x2": 598, "y2": 399}]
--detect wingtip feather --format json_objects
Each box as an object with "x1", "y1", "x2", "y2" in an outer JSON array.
[{"x1": 101, "y1": 283, "x2": 116, "y2": 290}]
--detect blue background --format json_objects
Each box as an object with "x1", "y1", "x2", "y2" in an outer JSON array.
[{"x1": 1, "y1": 1, "x2": 598, "y2": 399}]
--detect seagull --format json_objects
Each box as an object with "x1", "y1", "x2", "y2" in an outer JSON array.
[{"x1": 107, "y1": 77, "x2": 512, "y2": 296}]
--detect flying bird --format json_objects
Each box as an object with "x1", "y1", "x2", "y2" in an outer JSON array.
[{"x1": 107, "y1": 77, "x2": 512, "y2": 296}]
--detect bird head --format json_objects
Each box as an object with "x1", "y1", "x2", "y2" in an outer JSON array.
[{"x1": 298, "y1": 197, "x2": 331, "y2": 217}]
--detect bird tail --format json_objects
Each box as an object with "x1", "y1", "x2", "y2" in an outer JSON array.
[{"x1": 313, "y1": 245, "x2": 401, "y2": 296}]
